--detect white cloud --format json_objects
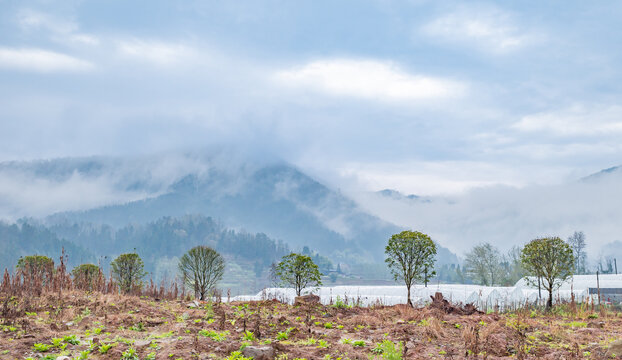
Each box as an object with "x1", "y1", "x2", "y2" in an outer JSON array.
[
  {"x1": 0, "y1": 47, "x2": 94, "y2": 72},
  {"x1": 17, "y1": 9, "x2": 99, "y2": 45},
  {"x1": 351, "y1": 170, "x2": 622, "y2": 257},
  {"x1": 512, "y1": 104, "x2": 622, "y2": 136},
  {"x1": 116, "y1": 39, "x2": 198, "y2": 66},
  {"x1": 274, "y1": 58, "x2": 464, "y2": 102},
  {"x1": 337, "y1": 161, "x2": 544, "y2": 196},
  {"x1": 422, "y1": 6, "x2": 535, "y2": 54}
]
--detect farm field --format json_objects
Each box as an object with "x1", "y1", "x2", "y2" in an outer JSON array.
[{"x1": 1, "y1": 291, "x2": 622, "y2": 360}]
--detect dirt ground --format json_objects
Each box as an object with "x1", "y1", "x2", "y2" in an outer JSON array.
[{"x1": 1, "y1": 291, "x2": 621, "y2": 359}]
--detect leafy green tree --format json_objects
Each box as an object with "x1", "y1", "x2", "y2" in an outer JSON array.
[
  {"x1": 17, "y1": 255, "x2": 54, "y2": 285},
  {"x1": 178, "y1": 246, "x2": 225, "y2": 300},
  {"x1": 275, "y1": 253, "x2": 322, "y2": 296},
  {"x1": 110, "y1": 253, "x2": 147, "y2": 294},
  {"x1": 72, "y1": 264, "x2": 101, "y2": 291},
  {"x1": 385, "y1": 230, "x2": 437, "y2": 306},
  {"x1": 464, "y1": 243, "x2": 502, "y2": 286},
  {"x1": 521, "y1": 237, "x2": 574, "y2": 309}
]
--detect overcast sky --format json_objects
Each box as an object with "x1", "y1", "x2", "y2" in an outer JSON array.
[{"x1": 2, "y1": 0, "x2": 622, "y2": 195}]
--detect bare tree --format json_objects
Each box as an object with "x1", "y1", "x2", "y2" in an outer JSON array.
[
  {"x1": 178, "y1": 246, "x2": 225, "y2": 300},
  {"x1": 500, "y1": 246, "x2": 525, "y2": 286},
  {"x1": 567, "y1": 231, "x2": 587, "y2": 274},
  {"x1": 464, "y1": 243, "x2": 502, "y2": 286}
]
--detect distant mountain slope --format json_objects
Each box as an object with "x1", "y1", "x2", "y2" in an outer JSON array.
[
  {"x1": 46, "y1": 161, "x2": 400, "y2": 260},
  {"x1": 0, "y1": 221, "x2": 94, "y2": 270},
  {"x1": 581, "y1": 165, "x2": 622, "y2": 182},
  {"x1": 0, "y1": 152, "x2": 459, "y2": 265}
]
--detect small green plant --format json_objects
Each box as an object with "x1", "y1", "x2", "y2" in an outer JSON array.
[
  {"x1": 51, "y1": 337, "x2": 66, "y2": 349},
  {"x1": 121, "y1": 347, "x2": 139, "y2": 360},
  {"x1": 224, "y1": 351, "x2": 253, "y2": 360},
  {"x1": 276, "y1": 327, "x2": 295, "y2": 341},
  {"x1": 317, "y1": 339, "x2": 330, "y2": 349},
  {"x1": 242, "y1": 330, "x2": 256, "y2": 341},
  {"x1": 341, "y1": 338, "x2": 353, "y2": 345},
  {"x1": 353, "y1": 340, "x2": 366, "y2": 347},
  {"x1": 324, "y1": 322, "x2": 333, "y2": 329},
  {"x1": 333, "y1": 296, "x2": 352, "y2": 309},
  {"x1": 63, "y1": 334, "x2": 81, "y2": 345},
  {"x1": 129, "y1": 322, "x2": 145, "y2": 332},
  {"x1": 145, "y1": 352, "x2": 157, "y2": 360},
  {"x1": 33, "y1": 343, "x2": 51, "y2": 352},
  {"x1": 372, "y1": 340, "x2": 404, "y2": 360},
  {"x1": 300, "y1": 337, "x2": 317, "y2": 345},
  {"x1": 98, "y1": 343, "x2": 113, "y2": 354},
  {"x1": 199, "y1": 329, "x2": 229, "y2": 341}
]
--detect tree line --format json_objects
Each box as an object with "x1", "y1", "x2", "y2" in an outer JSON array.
[{"x1": 13, "y1": 228, "x2": 591, "y2": 310}]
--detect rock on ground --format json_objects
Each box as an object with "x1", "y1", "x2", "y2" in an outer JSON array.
[
  {"x1": 606, "y1": 339, "x2": 622, "y2": 358},
  {"x1": 294, "y1": 294, "x2": 320, "y2": 306},
  {"x1": 242, "y1": 345, "x2": 275, "y2": 360}
]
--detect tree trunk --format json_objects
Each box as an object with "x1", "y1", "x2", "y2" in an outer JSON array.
[
  {"x1": 547, "y1": 290, "x2": 553, "y2": 310},
  {"x1": 407, "y1": 285, "x2": 413, "y2": 307}
]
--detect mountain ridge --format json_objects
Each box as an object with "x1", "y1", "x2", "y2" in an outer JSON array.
[{"x1": 0, "y1": 152, "x2": 460, "y2": 267}]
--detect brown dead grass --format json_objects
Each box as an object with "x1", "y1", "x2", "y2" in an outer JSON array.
[{"x1": 0, "y1": 291, "x2": 621, "y2": 360}]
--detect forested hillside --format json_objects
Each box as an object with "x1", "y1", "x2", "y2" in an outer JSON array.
[
  {"x1": 0, "y1": 221, "x2": 94, "y2": 270},
  {"x1": 48, "y1": 215, "x2": 291, "y2": 281},
  {"x1": 0, "y1": 215, "x2": 295, "y2": 293}
]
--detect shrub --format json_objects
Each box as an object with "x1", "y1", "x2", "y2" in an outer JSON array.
[
  {"x1": 17, "y1": 255, "x2": 54, "y2": 286},
  {"x1": 72, "y1": 264, "x2": 101, "y2": 291}
]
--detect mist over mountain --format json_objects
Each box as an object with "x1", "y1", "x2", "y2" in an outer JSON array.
[
  {"x1": 353, "y1": 165, "x2": 622, "y2": 267},
  {"x1": 0, "y1": 152, "x2": 460, "y2": 274}
]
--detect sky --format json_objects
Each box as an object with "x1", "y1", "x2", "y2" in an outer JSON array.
[{"x1": 1, "y1": 0, "x2": 622, "y2": 197}]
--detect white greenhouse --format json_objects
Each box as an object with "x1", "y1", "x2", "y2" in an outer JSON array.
[{"x1": 232, "y1": 274, "x2": 622, "y2": 310}]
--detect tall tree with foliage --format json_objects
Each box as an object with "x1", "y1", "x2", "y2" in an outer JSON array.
[
  {"x1": 567, "y1": 231, "x2": 587, "y2": 274},
  {"x1": 385, "y1": 230, "x2": 437, "y2": 307},
  {"x1": 464, "y1": 242, "x2": 502, "y2": 286},
  {"x1": 275, "y1": 253, "x2": 322, "y2": 296},
  {"x1": 521, "y1": 237, "x2": 574, "y2": 309},
  {"x1": 110, "y1": 253, "x2": 147, "y2": 294},
  {"x1": 178, "y1": 246, "x2": 225, "y2": 300}
]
